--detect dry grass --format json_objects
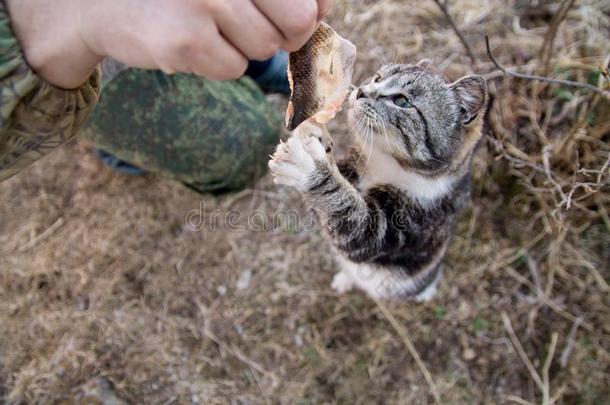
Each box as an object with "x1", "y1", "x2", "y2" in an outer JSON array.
[{"x1": 1, "y1": 0, "x2": 609, "y2": 403}]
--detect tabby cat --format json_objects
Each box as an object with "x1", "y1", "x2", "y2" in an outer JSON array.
[{"x1": 269, "y1": 60, "x2": 487, "y2": 300}]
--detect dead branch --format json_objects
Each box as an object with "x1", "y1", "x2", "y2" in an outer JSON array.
[
  {"x1": 485, "y1": 36, "x2": 610, "y2": 100},
  {"x1": 540, "y1": 0, "x2": 577, "y2": 75},
  {"x1": 432, "y1": 0, "x2": 478, "y2": 64},
  {"x1": 502, "y1": 313, "x2": 545, "y2": 391},
  {"x1": 504, "y1": 395, "x2": 536, "y2": 405},
  {"x1": 542, "y1": 333, "x2": 559, "y2": 405},
  {"x1": 560, "y1": 317, "x2": 583, "y2": 368}
]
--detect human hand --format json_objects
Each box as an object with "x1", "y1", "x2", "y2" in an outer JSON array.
[{"x1": 6, "y1": 0, "x2": 334, "y2": 89}]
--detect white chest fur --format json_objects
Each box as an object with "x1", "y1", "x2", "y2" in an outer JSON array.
[{"x1": 357, "y1": 149, "x2": 455, "y2": 206}]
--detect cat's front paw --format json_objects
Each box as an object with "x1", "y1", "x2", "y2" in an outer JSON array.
[{"x1": 269, "y1": 135, "x2": 327, "y2": 191}]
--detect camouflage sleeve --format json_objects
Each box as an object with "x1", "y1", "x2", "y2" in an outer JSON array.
[{"x1": 0, "y1": 3, "x2": 102, "y2": 182}]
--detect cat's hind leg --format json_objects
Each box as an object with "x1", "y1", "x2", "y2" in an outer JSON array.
[
  {"x1": 331, "y1": 270, "x2": 356, "y2": 294},
  {"x1": 413, "y1": 267, "x2": 443, "y2": 302}
]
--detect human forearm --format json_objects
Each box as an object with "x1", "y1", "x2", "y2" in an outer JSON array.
[
  {"x1": 5, "y1": 0, "x2": 102, "y2": 89},
  {"x1": 0, "y1": 2, "x2": 101, "y2": 182},
  {"x1": 6, "y1": 0, "x2": 335, "y2": 89}
]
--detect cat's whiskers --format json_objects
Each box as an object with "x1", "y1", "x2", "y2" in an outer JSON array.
[
  {"x1": 362, "y1": 107, "x2": 380, "y2": 167},
  {"x1": 369, "y1": 108, "x2": 391, "y2": 151},
  {"x1": 352, "y1": 115, "x2": 366, "y2": 145},
  {"x1": 350, "y1": 114, "x2": 365, "y2": 141},
  {"x1": 350, "y1": 113, "x2": 368, "y2": 170},
  {"x1": 354, "y1": 111, "x2": 372, "y2": 167},
  {"x1": 375, "y1": 52, "x2": 388, "y2": 67},
  {"x1": 364, "y1": 115, "x2": 375, "y2": 168},
  {"x1": 350, "y1": 115, "x2": 362, "y2": 136},
  {"x1": 359, "y1": 117, "x2": 373, "y2": 167},
  {"x1": 354, "y1": 107, "x2": 377, "y2": 163}
]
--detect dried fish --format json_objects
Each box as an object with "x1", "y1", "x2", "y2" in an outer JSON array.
[{"x1": 286, "y1": 23, "x2": 357, "y2": 131}]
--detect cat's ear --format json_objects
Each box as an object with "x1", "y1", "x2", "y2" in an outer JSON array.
[
  {"x1": 417, "y1": 59, "x2": 433, "y2": 69},
  {"x1": 451, "y1": 75, "x2": 487, "y2": 125}
]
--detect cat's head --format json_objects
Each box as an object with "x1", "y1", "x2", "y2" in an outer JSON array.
[{"x1": 348, "y1": 60, "x2": 487, "y2": 173}]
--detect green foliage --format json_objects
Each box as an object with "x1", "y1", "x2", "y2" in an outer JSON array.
[
  {"x1": 587, "y1": 70, "x2": 601, "y2": 86},
  {"x1": 553, "y1": 87, "x2": 575, "y2": 102},
  {"x1": 303, "y1": 346, "x2": 320, "y2": 363},
  {"x1": 434, "y1": 306, "x2": 447, "y2": 319},
  {"x1": 472, "y1": 317, "x2": 489, "y2": 333}
]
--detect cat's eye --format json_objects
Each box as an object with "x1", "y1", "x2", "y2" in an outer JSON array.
[
  {"x1": 374, "y1": 74, "x2": 382, "y2": 83},
  {"x1": 393, "y1": 96, "x2": 411, "y2": 109}
]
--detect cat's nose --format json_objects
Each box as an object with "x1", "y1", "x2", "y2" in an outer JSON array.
[{"x1": 356, "y1": 88, "x2": 366, "y2": 99}]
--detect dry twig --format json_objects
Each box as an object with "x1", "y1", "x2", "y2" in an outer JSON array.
[
  {"x1": 18, "y1": 217, "x2": 64, "y2": 252},
  {"x1": 432, "y1": 0, "x2": 478, "y2": 64},
  {"x1": 560, "y1": 317, "x2": 582, "y2": 368},
  {"x1": 502, "y1": 312, "x2": 545, "y2": 392},
  {"x1": 485, "y1": 36, "x2": 610, "y2": 100},
  {"x1": 502, "y1": 313, "x2": 558, "y2": 405},
  {"x1": 542, "y1": 333, "x2": 559, "y2": 405},
  {"x1": 540, "y1": 0, "x2": 577, "y2": 75},
  {"x1": 505, "y1": 395, "x2": 536, "y2": 405},
  {"x1": 376, "y1": 299, "x2": 442, "y2": 404}
]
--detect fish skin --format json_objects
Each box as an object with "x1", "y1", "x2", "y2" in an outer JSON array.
[{"x1": 286, "y1": 23, "x2": 356, "y2": 131}]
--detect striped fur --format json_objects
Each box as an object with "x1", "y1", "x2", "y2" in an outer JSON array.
[{"x1": 269, "y1": 62, "x2": 487, "y2": 300}]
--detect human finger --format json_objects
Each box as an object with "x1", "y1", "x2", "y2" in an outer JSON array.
[
  {"x1": 210, "y1": 0, "x2": 284, "y2": 60},
  {"x1": 316, "y1": 0, "x2": 333, "y2": 20},
  {"x1": 182, "y1": 29, "x2": 249, "y2": 80},
  {"x1": 252, "y1": 0, "x2": 318, "y2": 52}
]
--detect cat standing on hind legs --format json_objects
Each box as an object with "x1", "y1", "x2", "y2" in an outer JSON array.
[{"x1": 269, "y1": 60, "x2": 487, "y2": 301}]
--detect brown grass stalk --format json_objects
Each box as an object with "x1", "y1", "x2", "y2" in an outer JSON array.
[{"x1": 375, "y1": 299, "x2": 442, "y2": 404}]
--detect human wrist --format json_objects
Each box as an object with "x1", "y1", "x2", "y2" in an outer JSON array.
[{"x1": 5, "y1": 0, "x2": 103, "y2": 89}]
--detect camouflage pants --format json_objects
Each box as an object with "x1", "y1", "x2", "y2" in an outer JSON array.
[{"x1": 82, "y1": 66, "x2": 281, "y2": 194}]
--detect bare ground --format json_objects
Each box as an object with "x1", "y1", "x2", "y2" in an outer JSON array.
[{"x1": 1, "y1": 1, "x2": 609, "y2": 404}]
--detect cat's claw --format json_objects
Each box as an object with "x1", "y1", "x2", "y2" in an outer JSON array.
[
  {"x1": 331, "y1": 271, "x2": 355, "y2": 294},
  {"x1": 269, "y1": 134, "x2": 327, "y2": 191}
]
